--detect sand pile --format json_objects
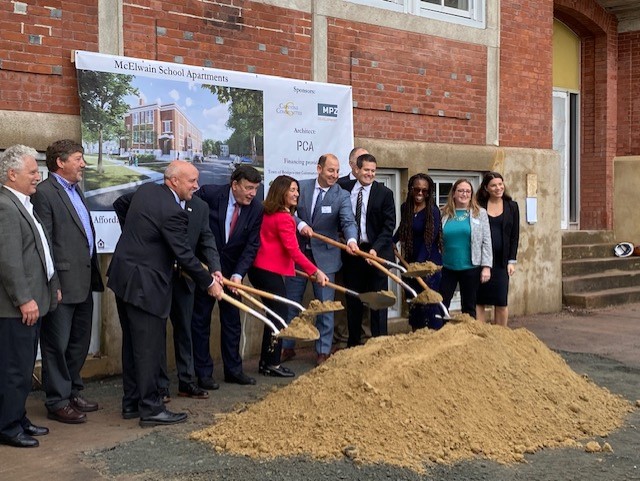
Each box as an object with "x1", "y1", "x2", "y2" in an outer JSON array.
[{"x1": 193, "y1": 322, "x2": 632, "y2": 472}]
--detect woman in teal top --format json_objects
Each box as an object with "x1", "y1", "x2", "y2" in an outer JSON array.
[{"x1": 439, "y1": 179, "x2": 492, "y2": 319}]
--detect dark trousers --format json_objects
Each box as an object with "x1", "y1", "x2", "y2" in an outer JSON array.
[
  {"x1": 248, "y1": 266, "x2": 287, "y2": 366},
  {"x1": 191, "y1": 287, "x2": 244, "y2": 380},
  {"x1": 0, "y1": 317, "x2": 39, "y2": 437},
  {"x1": 159, "y1": 277, "x2": 197, "y2": 391},
  {"x1": 342, "y1": 251, "x2": 389, "y2": 347},
  {"x1": 115, "y1": 297, "x2": 166, "y2": 418},
  {"x1": 40, "y1": 291, "x2": 93, "y2": 411},
  {"x1": 439, "y1": 266, "x2": 482, "y2": 318}
]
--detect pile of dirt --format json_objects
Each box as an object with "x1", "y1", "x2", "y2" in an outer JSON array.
[{"x1": 193, "y1": 322, "x2": 632, "y2": 472}]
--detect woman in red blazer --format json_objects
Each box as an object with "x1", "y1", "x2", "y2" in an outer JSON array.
[{"x1": 249, "y1": 175, "x2": 328, "y2": 377}]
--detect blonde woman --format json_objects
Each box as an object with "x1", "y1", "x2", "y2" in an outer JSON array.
[{"x1": 439, "y1": 179, "x2": 492, "y2": 319}]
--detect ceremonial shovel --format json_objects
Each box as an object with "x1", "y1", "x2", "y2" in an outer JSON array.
[{"x1": 295, "y1": 270, "x2": 396, "y2": 310}]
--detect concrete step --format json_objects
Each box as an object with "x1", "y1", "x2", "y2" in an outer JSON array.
[
  {"x1": 562, "y1": 256, "x2": 640, "y2": 277},
  {"x1": 563, "y1": 286, "x2": 640, "y2": 309},
  {"x1": 562, "y1": 243, "x2": 615, "y2": 260},
  {"x1": 563, "y1": 269, "x2": 640, "y2": 293},
  {"x1": 562, "y1": 230, "x2": 615, "y2": 246}
]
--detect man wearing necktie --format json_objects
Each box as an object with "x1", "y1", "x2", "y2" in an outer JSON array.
[
  {"x1": 192, "y1": 165, "x2": 263, "y2": 387},
  {"x1": 338, "y1": 153, "x2": 396, "y2": 347},
  {"x1": 283, "y1": 154, "x2": 358, "y2": 365},
  {"x1": 32, "y1": 140, "x2": 104, "y2": 425},
  {"x1": 0, "y1": 145, "x2": 60, "y2": 447}
]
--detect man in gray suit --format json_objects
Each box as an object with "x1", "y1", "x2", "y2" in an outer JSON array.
[
  {"x1": 0, "y1": 145, "x2": 60, "y2": 447},
  {"x1": 283, "y1": 154, "x2": 358, "y2": 365},
  {"x1": 32, "y1": 139, "x2": 104, "y2": 424}
]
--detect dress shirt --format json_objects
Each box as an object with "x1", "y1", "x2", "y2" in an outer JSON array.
[
  {"x1": 350, "y1": 182, "x2": 371, "y2": 243},
  {"x1": 225, "y1": 189, "x2": 240, "y2": 243},
  {"x1": 4, "y1": 185, "x2": 55, "y2": 280},
  {"x1": 51, "y1": 173, "x2": 94, "y2": 256}
]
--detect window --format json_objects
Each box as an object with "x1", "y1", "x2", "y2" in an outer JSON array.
[
  {"x1": 345, "y1": 0, "x2": 484, "y2": 28},
  {"x1": 162, "y1": 120, "x2": 172, "y2": 133}
]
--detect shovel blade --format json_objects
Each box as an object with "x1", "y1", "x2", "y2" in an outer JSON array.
[{"x1": 359, "y1": 291, "x2": 397, "y2": 310}]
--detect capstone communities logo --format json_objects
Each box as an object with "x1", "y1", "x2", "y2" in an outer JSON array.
[{"x1": 276, "y1": 101, "x2": 302, "y2": 116}]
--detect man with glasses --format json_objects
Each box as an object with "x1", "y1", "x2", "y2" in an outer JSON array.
[{"x1": 191, "y1": 165, "x2": 263, "y2": 388}]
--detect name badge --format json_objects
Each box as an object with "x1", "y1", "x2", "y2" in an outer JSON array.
[
  {"x1": 321, "y1": 206, "x2": 332, "y2": 214},
  {"x1": 471, "y1": 217, "x2": 480, "y2": 225}
]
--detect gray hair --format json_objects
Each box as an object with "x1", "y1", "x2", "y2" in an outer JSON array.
[{"x1": 0, "y1": 144, "x2": 38, "y2": 184}]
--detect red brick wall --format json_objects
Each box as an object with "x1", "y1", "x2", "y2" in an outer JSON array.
[
  {"x1": 123, "y1": 1, "x2": 311, "y2": 79},
  {"x1": 0, "y1": 0, "x2": 98, "y2": 114},
  {"x1": 617, "y1": 31, "x2": 640, "y2": 156},
  {"x1": 327, "y1": 18, "x2": 487, "y2": 145},
  {"x1": 499, "y1": 0, "x2": 554, "y2": 149}
]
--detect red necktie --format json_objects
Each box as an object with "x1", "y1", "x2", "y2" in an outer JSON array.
[{"x1": 229, "y1": 203, "x2": 240, "y2": 237}]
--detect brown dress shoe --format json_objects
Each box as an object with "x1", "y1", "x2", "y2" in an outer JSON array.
[
  {"x1": 316, "y1": 353, "x2": 329, "y2": 366},
  {"x1": 70, "y1": 394, "x2": 99, "y2": 412},
  {"x1": 281, "y1": 348, "x2": 296, "y2": 362},
  {"x1": 47, "y1": 405, "x2": 87, "y2": 424}
]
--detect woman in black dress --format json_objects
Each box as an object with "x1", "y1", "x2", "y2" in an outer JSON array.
[
  {"x1": 475, "y1": 172, "x2": 520, "y2": 326},
  {"x1": 394, "y1": 174, "x2": 443, "y2": 330}
]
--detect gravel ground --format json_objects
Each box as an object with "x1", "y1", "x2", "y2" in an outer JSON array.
[{"x1": 86, "y1": 350, "x2": 640, "y2": 481}]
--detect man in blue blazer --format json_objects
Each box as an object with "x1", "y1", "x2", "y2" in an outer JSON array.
[
  {"x1": 191, "y1": 165, "x2": 263, "y2": 387},
  {"x1": 338, "y1": 153, "x2": 396, "y2": 347},
  {"x1": 283, "y1": 154, "x2": 358, "y2": 365},
  {"x1": 32, "y1": 139, "x2": 104, "y2": 425},
  {"x1": 0, "y1": 145, "x2": 60, "y2": 447}
]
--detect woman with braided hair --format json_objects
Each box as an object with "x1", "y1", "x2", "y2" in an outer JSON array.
[{"x1": 393, "y1": 173, "x2": 443, "y2": 330}]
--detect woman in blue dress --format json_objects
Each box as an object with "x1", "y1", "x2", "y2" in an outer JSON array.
[{"x1": 394, "y1": 174, "x2": 443, "y2": 330}]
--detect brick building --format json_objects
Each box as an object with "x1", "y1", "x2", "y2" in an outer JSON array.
[{"x1": 1, "y1": 0, "x2": 639, "y2": 376}]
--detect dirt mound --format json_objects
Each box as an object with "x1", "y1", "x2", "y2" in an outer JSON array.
[{"x1": 193, "y1": 322, "x2": 632, "y2": 472}]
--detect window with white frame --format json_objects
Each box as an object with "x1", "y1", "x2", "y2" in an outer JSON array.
[{"x1": 345, "y1": 0, "x2": 484, "y2": 28}]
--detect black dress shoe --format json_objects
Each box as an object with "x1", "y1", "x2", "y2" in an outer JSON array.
[
  {"x1": 259, "y1": 364, "x2": 295, "y2": 378},
  {"x1": 197, "y1": 377, "x2": 220, "y2": 391},
  {"x1": 23, "y1": 422, "x2": 49, "y2": 436},
  {"x1": 224, "y1": 372, "x2": 257, "y2": 385},
  {"x1": 178, "y1": 383, "x2": 209, "y2": 399},
  {"x1": 122, "y1": 407, "x2": 139, "y2": 419},
  {"x1": 139, "y1": 410, "x2": 187, "y2": 428},
  {"x1": 70, "y1": 394, "x2": 99, "y2": 413},
  {"x1": 0, "y1": 432, "x2": 39, "y2": 448}
]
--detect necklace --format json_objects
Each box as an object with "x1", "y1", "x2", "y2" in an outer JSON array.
[{"x1": 453, "y1": 210, "x2": 469, "y2": 221}]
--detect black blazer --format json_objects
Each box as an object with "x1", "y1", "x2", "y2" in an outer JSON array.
[
  {"x1": 113, "y1": 191, "x2": 221, "y2": 293},
  {"x1": 32, "y1": 176, "x2": 104, "y2": 303},
  {"x1": 340, "y1": 179, "x2": 396, "y2": 261},
  {"x1": 498, "y1": 199, "x2": 520, "y2": 268},
  {"x1": 195, "y1": 184, "x2": 263, "y2": 279},
  {"x1": 107, "y1": 183, "x2": 213, "y2": 318}
]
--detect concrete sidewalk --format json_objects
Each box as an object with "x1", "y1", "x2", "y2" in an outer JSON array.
[{"x1": 1, "y1": 304, "x2": 640, "y2": 480}]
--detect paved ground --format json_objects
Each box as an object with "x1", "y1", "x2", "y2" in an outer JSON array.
[{"x1": 1, "y1": 304, "x2": 639, "y2": 480}]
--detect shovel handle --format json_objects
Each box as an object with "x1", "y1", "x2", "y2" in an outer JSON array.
[
  {"x1": 236, "y1": 290, "x2": 288, "y2": 329},
  {"x1": 312, "y1": 232, "x2": 384, "y2": 264},
  {"x1": 294, "y1": 269, "x2": 359, "y2": 297},
  {"x1": 219, "y1": 292, "x2": 280, "y2": 335},
  {"x1": 369, "y1": 259, "x2": 418, "y2": 298},
  {"x1": 393, "y1": 246, "x2": 429, "y2": 291},
  {"x1": 222, "y1": 277, "x2": 305, "y2": 312}
]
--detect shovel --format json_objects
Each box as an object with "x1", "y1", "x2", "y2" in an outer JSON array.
[
  {"x1": 234, "y1": 289, "x2": 320, "y2": 341},
  {"x1": 295, "y1": 269, "x2": 396, "y2": 310},
  {"x1": 311, "y1": 232, "x2": 407, "y2": 273},
  {"x1": 393, "y1": 246, "x2": 431, "y2": 290},
  {"x1": 218, "y1": 291, "x2": 281, "y2": 336}
]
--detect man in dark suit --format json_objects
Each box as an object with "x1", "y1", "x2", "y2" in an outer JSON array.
[
  {"x1": 107, "y1": 161, "x2": 222, "y2": 427},
  {"x1": 191, "y1": 165, "x2": 263, "y2": 387},
  {"x1": 113, "y1": 190, "x2": 221, "y2": 402},
  {"x1": 283, "y1": 154, "x2": 358, "y2": 365},
  {"x1": 32, "y1": 139, "x2": 104, "y2": 425},
  {"x1": 338, "y1": 153, "x2": 396, "y2": 347},
  {"x1": 0, "y1": 145, "x2": 60, "y2": 447},
  {"x1": 337, "y1": 146, "x2": 368, "y2": 185}
]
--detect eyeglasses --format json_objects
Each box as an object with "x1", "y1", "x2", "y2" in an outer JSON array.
[
  {"x1": 455, "y1": 189, "x2": 472, "y2": 194},
  {"x1": 412, "y1": 187, "x2": 429, "y2": 195}
]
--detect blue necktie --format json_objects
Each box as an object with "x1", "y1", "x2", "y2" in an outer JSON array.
[{"x1": 312, "y1": 188, "x2": 324, "y2": 223}]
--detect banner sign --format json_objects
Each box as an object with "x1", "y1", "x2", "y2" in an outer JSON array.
[{"x1": 74, "y1": 50, "x2": 353, "y2": 253}]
